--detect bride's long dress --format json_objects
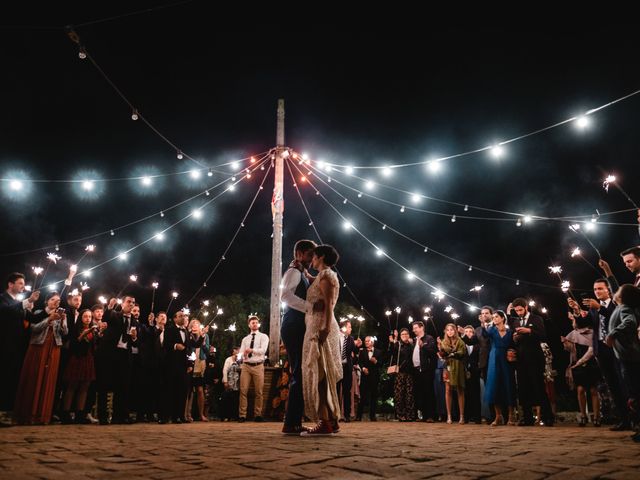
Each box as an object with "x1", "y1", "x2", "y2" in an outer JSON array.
[{"x1": 302, "y1": 268, "x2": 343, "y2": 423}]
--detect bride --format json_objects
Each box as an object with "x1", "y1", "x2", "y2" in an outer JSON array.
[{"x1": 301, "y1": 244, "x2": 343, "y2": 435}]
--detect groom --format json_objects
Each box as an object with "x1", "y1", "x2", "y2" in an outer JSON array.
[{"x1": 280, "y1": 240, "x2": 323, "y2": 434}]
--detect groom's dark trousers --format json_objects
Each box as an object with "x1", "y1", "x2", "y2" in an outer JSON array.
[{"x1": 281, "y1": 309, "x2": 306, "y2": 427}]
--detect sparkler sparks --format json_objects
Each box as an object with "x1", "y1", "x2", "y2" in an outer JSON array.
[{"x1": 46, "y1": 252, "x2": 62, "y2": 264}]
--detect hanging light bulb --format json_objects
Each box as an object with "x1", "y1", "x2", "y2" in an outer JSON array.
[
  {"x1": 78, "y1": 47, "x2": 87, "y2": 59},
  {"x1": 516, "y1": 218, "x2": 522, "y2": 227},
  {"x1": 451, "y1": 215, "x2": 456, "y2": 222},
  {"x1": 400, "y1": 206, "x2": 405, "y2": 213},
  {"x1": 176, "y1": 150, "x2": 184, "y2": 160},
  {"x1": 131, "y1": 109, "x2": 139, "y2": 121}
]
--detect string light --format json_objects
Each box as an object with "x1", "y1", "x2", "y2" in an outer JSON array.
[
  {"x1": 490, "y1": 145, "x2": 504, "y2": 158},
  {"x1": 176, "y1": 151, "x2": 184, "y2": 160},
  {"x1": 82, "y1": 180, "x2": 94, "y2": 191},
  {"x1": 131, "y1": 109, "x2": 139, "y2": 121},
  {"x1": 294, "y1": 159, "x2": 589, "y2": 291}
]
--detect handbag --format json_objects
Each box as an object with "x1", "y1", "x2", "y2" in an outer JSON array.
[
  {"x1": 387, "y1": 340, "x2": 403, "y2": 375},
  {"x1": 506, "y1": 348, "x2": 518, "y2": 363}
]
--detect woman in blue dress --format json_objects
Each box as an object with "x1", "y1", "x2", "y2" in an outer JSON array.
[{"x1": 483, "y1": 310, "x2": 517, "y2": 426}]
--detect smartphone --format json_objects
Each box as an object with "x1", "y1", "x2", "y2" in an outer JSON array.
[{"x1": 578, "y1": 293, "x2": 592, "y2": 311}]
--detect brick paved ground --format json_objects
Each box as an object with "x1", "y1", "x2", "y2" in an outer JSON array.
[{"x1": 0, "y1": 421, "x2": 638, "y2": 479}]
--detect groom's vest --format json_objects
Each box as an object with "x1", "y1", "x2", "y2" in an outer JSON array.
[{"x1": 282, "y1": 266, "x2": 309, "y2": 324}]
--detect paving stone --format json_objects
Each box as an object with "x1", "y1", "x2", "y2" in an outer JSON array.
[{"x1": 1, "y1": 422, "x2": 638, "y2": 479}]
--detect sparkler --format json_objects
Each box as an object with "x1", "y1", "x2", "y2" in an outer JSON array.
[
  {"x1": 150, "y1": 282, "x2": 159, "y2": 312},
  {"x1": 603, "y1": 174, "x2": 639, "y2": 209},
  {"x1": 74, "y1": 244, "x2": 96, "y2": 265},
  {"x1": 32, "y1": 266, "x2": 44, "y2": 289},
  {"x1": 549, "y1": 265, "x2": 577, "y2": 300},
  {"x1": 568, "y1": 223, "x2": 601, "y2": 259},
  {"x1": 39, "y1": 253, "x2": 62, "y2": 288},
  {"x1": 356, "y1": 315, "x2": 365, "y2": 338},
  {"x1": 570, "y1": 246, "x2": 601, "y2": 274},
  {"x1": 116, "y1": 274, "x2": 138, "y2": 297},
  {"x1": 166, "y1": 291, "x2": 179, "y2": 313}
]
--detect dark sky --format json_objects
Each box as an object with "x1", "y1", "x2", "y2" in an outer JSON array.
[{"x1": 2, "y1": 6, "x2": 639, "y2": 333}]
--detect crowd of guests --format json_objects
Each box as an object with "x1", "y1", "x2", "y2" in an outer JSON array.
[
  {"x1": 1, "y1": 244, "x2": 639, "y2": 445},
  {"x1": 0, "y1": 266, "x2": 271, "y2": 427},
  {"x1": 332, "y1": 246, "x2": 640, "y2": 444}
]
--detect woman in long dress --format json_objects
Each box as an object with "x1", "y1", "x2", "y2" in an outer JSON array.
[
  {"x1": 482, "y1": 310, "x2": 517, "y2": 426},
  {"x1": 14, "y1": 292, "x2": 68, "y2": 425},
  {"x1": 301, "y1": 244, "x2": 343, "y2": 435}
]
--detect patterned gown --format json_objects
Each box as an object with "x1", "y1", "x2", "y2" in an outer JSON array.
[{"x1": 302, "y1": 268, "x2": 343, "y2": 422}]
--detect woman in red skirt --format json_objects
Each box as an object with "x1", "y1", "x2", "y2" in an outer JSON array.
[
  {"x1": 14, "y1": 292, "x2": 68, "y2": 425},
  {"x1": 62, "y1": 309, "x2": 96, "y2": 423}
]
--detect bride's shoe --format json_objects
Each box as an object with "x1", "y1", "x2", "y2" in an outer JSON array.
[{"x1": 490, "y1": 416, "x2": 504, "y2": 426}]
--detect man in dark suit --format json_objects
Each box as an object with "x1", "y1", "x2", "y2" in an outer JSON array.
[
  {"x1": 0, "y1": 273, "x2": 39, "y2": 422},
  {"x1": 356, "y1": 336, "x2": 382, "y2": 421},
  {"x1": 338, "y1": 319, "x2": 359, "y2": 421},
  {"x1": 136, "y1": 311, "x2": 165, "y2": 422},
  {"x1": 411, "y1": 320, "x2": 438, "y2": 421},
  {"x1": 572, "y1": 278, "x2": 631, "y2": 431},
  {"x1": 462, "y1": 325, "x2": 482, "y2": 423},
  {"x1": 96, "y1": 295, "x2": 139, "y2": 424},
  {"x1": 162, "y1": 311, "x2": 203, "y2": 423},
  {"x1": 509, "y1": 297, "x2": 553, "y2": 426}
]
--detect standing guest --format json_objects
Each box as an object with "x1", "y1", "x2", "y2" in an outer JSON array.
[
  {"x1": 61, "y1": 309, "x2": 97, "y2": 423},
  {"x1": 163, "y1": 311, "x2": 202, "y2": 423},
  {"x1": 138, "y1": 311, "x2": 165, "y2": 422},
  {"x1": 338, "y1": 319, "x2": 359, "y2": 422},
  {"x1": 576, "y1": 279, "x2": 630, "y2": 431},
  {"x1": 82, "y1": 304, "x2": 106, "y2": 424},
  {"x1": 0, "y1": 272, "x2": 39, "y2": 425},
  {"x1": 185, "y1": 319, "x2": 210, "y2": 422},
  {"x1": 411, "y1": 320, "x2": 438, "y2": 422},
  {"x1": 97, "y1": 296, "x2": 138, "y2": 425},
  {"x1": 477, "y1": 307, "x2": 493, "y2": 422},
  {"x1": 562, "y1": 314, "x2": 601, "y2": 426},
  {"x1": 509, "y1": 298, "x2": 553, "y2": 426},
  {"x1": 483, "y1": 310, "x2": 517, "y2": 426},
  {"x1": 606, "y1": 284, "x2": 640, "y2": 442},
  {"x1": 463, "y1": 325, "x2": 482, "y2": 424},
  {"x1": 438, "y1": 323, "x2": 467, "y2": 424},
  {"x1": 356, "y1": 336, "x2": 382, "y2": 421},
  {"x1": 14, "y1": 292, "x2": 67, "y2": 425},
  {"x1": 239, "y1": 315, "x2": 269, "y2": 422},
  {"x1": 221, "y1": 346, "x2": 241, "y2": 421},
  {"x1": 129, "y1": 303, "x2": 143, "y2": 422},
  {"x1": 280, "y1": 239, "x2": 323, "y2": 435},
  {"x1": 389, "y1": 328, "x2": 416, "y2": 421}
]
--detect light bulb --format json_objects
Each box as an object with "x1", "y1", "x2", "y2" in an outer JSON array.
[{"x1": 131, "y1": 109, "x2": 139, "y2": 121}]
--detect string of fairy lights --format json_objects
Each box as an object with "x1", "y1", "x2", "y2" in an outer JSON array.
[
  {"x1": 1, "y1": 153, "x2": 272, "y2": 257},
  {"x1": 22, "y1": 156, "x2": 270, "y2": 295},
  {"x1": 300, "y1": 160, "x2": 582, "y2": 291},
  {"x1": 310, "y1": 164, "x2": 638, "y2": 227},
  {"x1": 315, "y1": 88, "x2": 640, "y2": 171}
]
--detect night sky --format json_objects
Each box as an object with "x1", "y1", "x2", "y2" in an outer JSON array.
[{"x1": 2, "y1": 7, "x2": 639, "y2": 337}]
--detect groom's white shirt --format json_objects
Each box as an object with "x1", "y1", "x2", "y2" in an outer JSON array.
[{"x1": 281, "y1": 267, "x2": 313, "y2": 314}]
